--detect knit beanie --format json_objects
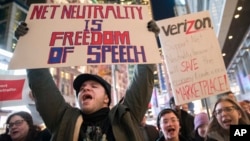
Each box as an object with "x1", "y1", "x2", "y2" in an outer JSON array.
[{"x1": 194, "y1": 112, "x2": 209, "y2": 130}]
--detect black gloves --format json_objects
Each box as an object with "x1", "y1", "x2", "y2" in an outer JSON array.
[
  {"x1": 14, "y1": 21, "x2": 158, "y2": 39},
  {"x1": 15, "y1": 22, "x2": 29, "y2": 40},
  {"x1": 147, "y1": 20, "x2": 160, "y2": 35}
]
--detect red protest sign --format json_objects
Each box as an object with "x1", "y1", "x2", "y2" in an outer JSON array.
[{"x1": 0, "y1": 79, "x2": 25, "y2": 101}]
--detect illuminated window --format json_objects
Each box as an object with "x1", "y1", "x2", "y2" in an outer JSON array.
[
  {"x1": 61, "y1": 71, "x2": 65, "y2": 78},
  {"x1": 234, "y1": 14, "x2": 240, "y2": 19},
  {"x1": 65, "y1": 72, "x2": 70, "y2": 80},
  {"x1": 237, "y1": 6, "x2": 242, "y2": 11}
]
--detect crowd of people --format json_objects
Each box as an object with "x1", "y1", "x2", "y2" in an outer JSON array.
[
  {"x1": 154, "y1": 92, "x2": 250, "y2": 141},
  {"x1": 2, "y1": 92, "x2": 250, "y2": 141},
  {"x1": 1, "y1": 18, "x2": 250, "y2": 141}
]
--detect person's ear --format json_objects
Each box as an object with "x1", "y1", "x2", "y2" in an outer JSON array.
[
  {"x1": 237, "y1": 110, "x2": 242, "y2": 118},
  {"x1": 104, "y1": 95, "x2": 109, "y2": 104}
]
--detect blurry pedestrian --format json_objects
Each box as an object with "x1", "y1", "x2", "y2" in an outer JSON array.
[
  {"x1": 192, "y1": 112, "x2": 209, "y2": 141},
  {"x1": 224, "y1": 91, "x2": 237, "y2": 102},
  {"x1": 205, "y1": 97, "x2": 250, "y2": 141},
  {"x1": 140, "y1": 116, "x2": 159, "y2": 141},
  {"x1": 242, "y1": 100, "x2": 250, "y2": 114},
  {"x1": 238, "y1": 100, "x2": 250, "y2": 119},
  {"x1": 181, "y1": 103, "x2": 189, "y2": 113}
]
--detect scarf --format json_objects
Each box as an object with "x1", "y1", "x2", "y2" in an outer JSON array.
[{"x1": 78, "y1": 108, "x2": 115, "y2": 141}]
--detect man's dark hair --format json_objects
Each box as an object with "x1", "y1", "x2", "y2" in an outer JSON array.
[
  {"x1": 157, "y1": 108, "x2": 179, "y2": 129},
  {"x1": 225, "y1": 91, "x2": 234, "y2": 95}
]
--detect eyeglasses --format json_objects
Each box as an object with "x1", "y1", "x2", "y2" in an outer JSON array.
[
  {"x1": 161, "y1": 118, "x2": 179, "y2": 124},
  {"x1": 214, "y1": 106, "x2": 237, "y2": 116},
  {"x1": 6, "y1": 120, "x2": 25, "y2": 129}
]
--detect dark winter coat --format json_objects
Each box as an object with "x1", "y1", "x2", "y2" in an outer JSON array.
[
  {"x1": 0, "y1": 128, "x2": 51, "y2": 141},
  {"x1": 27, "y1": 64, "x2": 154, "y2": 141},
  {"x1": 179, "y1": 109, "x2": 195, "y2": 140},
  {"x1": 156, "y1": 134, "x2": 189, "y2": 141},
  {"x1": 192, "y1": 130, "x2": 205, "y2": 141}
]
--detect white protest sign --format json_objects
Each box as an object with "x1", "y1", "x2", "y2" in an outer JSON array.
[
  {"x1": 157, "y1": 11, "x2": 231, "y2": 105},
  {"x1": 9, "y1": 4, "x2": 161, "y2": 69},
  {"x1": 0, "y1": 75, "x2": 31, "y2": 107}
]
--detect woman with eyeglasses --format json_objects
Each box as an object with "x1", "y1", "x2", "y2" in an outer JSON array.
[
  {"x1": 205, "y1": 97, "x2": 250, "y2": 141},
  {"x1": 156, "y1": 108, "x2": 190, "y2": 141},
  {"x1": 0, "y1": 111, "x2": 51, "y2": 141}
]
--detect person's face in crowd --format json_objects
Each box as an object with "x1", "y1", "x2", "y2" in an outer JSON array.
[
  {"x1": 7, "y1": 115, "x2": 29, "y2": 141},
  {"x1": 159, "y1": 112, "x2": 180, "y2": 140},
  {"x1": 170, "y1": 101, "x2": 181, "y2": 111},
  {"x1": 227, "y1": 93, "x2": 236, "y2": 101},
  {"x1": 197, "y1": 124, "x2": 208, "y2": 137},
  {"x1": 181, "y1": 104, "x2": 189, "y2": 112},
  {"x1": 241, "y1": 102, "x2": 250, "y2": 114},
  {"x1": 214, "y1": 101, "x2": 241, "y2": 130},
  {"x1": 247, "y1": 103, "x2": 250, "y2": 113},
  {"x1": 244, "y1": 101, "x2": 250, "y2": 114},
  {"x1": 78, "y1": 80, "x2": 109, "y2": 114}
]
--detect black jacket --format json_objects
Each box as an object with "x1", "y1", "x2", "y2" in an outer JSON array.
[
  {"x1": 142, "y1": 124, "x2": 159, "y2": 141},
  {"x1": 179, "y1": 110, "x2": 195, "y2": 140},
  {"x1": 0, "y1": 129, "x2": 51, "y2": 141},
  {"x1": 156, "y1": 134, "x2": 190, "y2": 141},
  {"x1": 192, "y1": 130, "x2": 205, "y2": 141}
]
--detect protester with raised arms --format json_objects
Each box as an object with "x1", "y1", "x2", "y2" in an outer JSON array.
[{"x1": 14, "y1": 20, "x2": 160, "y2": 141}]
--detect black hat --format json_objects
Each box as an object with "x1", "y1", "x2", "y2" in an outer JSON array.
[{"x1": 73, "y1": 74, "x2": 111, "y2": 106}]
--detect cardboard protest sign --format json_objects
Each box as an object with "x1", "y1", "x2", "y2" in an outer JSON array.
[
  {"x1": 0, "y1": 75, "x2": 31, "y2": 107},
  {"x1": 157, "y1": 11, "x2": 230, "y2": 105},
  {"x1": 8, "y1": 4, "x2": 161, "y2": 69}
]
